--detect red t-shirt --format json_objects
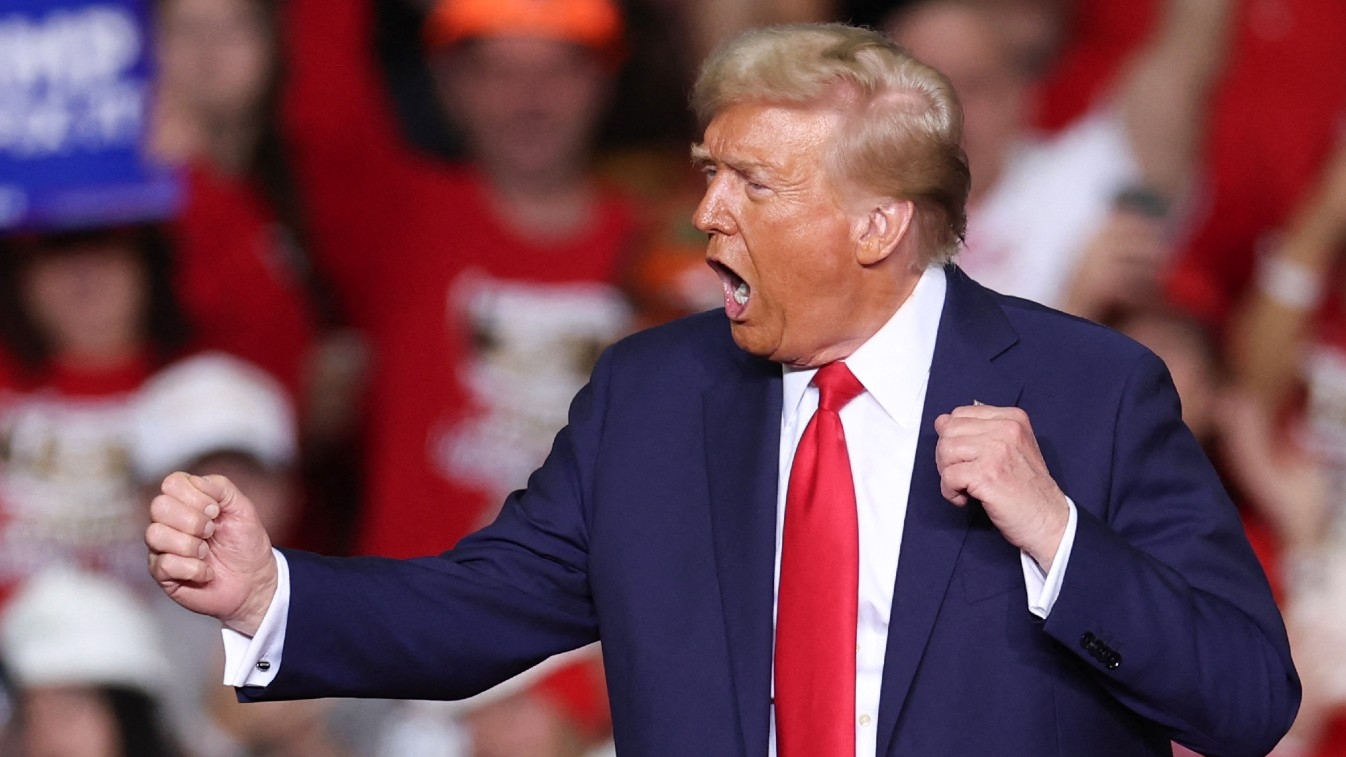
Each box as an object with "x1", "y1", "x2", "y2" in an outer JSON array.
[
  {"x1": 1033, "y1": 0, "x2": 1159, "y2": 133},
  {"x1": 343, "y1": 169, "x2": 635, "y2": 559},
  {"x1": 1163, "y1": 0, "x2": 1346, "y2": 334},
  {"x1": 0, "y1": 353, "x2": 158, "y2": 606},
  {"x1": 282, "y1": 0, "x2": 638, "y2": 558},
  {"x1": 171, "y1": 162, "x2": 320, "y2": 400}
]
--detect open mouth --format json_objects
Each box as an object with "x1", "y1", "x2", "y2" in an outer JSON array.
[{"x1": 709, "y1": 260, "x2": 750, "y2": 316}]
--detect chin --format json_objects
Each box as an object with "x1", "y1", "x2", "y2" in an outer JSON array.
[{"x1": 728, "y1": 322, "x2": 777, "y2": 361}]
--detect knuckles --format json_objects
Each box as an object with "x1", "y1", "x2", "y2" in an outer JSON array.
[
  {"x1": 148, "y1": 493, "x2": 180, "y2": 522},
  {"x1": 152, "y1": 552, "x2": 207, "y2": 583},
  {"x1": 145, "y1": 521, "x2": 196, "y2": 557},
  {"x1": 148, "y1": 494, "x2": 209, "y2": 536}
]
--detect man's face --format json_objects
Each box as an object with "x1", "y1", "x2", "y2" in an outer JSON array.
[
  {"x1": 434, "y1": 37, "x2": 609, "y2": 184},
  {"x1": 693, "y1": 103, "x2": 875, "y2": 367}
]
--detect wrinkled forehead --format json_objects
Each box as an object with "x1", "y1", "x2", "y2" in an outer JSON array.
[{"x1": 694, "y1": 100, "x2": 848, "y2": 154}]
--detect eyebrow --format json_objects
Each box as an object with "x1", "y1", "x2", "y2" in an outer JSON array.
[{"x1": 690, "y1": 143, "x2": 774, "y2": 177}]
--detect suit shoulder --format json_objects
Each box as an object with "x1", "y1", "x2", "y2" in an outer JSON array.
[
  {"x1": 972, "y1": 289, "x2": 1171, "y2": 400},
  {"x1": 994, "y1": 292, "x2": 1153, "y2": 364},
  {"x1": 601, "y1": 310, "x2": 766, "y2": 383},
  {"x1": 608, "y1": 310, "x2": 731, "y2": 361}
]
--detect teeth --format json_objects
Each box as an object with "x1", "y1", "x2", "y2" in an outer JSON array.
[{"x1": 733, "y1": 281, "x2": 749, "y2": 305}]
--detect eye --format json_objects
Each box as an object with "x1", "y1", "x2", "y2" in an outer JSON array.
[
  {"x1": 746, "y1": 179, "x2": 771, "y2": 196},
  {"x1": 699, "y1": 164, "x2": 717, "y2": 184}
]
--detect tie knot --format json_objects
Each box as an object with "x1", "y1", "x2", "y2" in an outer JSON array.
[{"x1": 812, "y1": 362, "x2": 865, "y2": 413}]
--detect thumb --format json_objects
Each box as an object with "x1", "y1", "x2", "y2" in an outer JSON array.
[{"x1": 188, "y1": 473, "x2": 247, "y2": 516}]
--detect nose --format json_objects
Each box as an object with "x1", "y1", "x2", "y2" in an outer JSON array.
[{"x1": 693, "y1": 178, "x2": 735, "y2": 237}]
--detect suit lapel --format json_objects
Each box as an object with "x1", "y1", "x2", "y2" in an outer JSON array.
[
  {"x1": 704, "y1": 348, "x2": 783, "y2": 757},
  {"x1": 876, "y1": 266, "x2": 1023, "y2": 755}
]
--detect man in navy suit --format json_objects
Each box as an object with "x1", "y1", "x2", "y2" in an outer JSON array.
[{"x1": 147, "y1": 23, "x2": 1299, "y2": 756}]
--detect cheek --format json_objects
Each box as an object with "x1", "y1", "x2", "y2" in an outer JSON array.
[
  {"x1": 201, "y1": 39, "x2": 270, "y2": 106},
  {"x1": 21, "y1": 266, "x2": 75, "y2": 326},
  {"x1": 85, "y1": 266, "x2": 148, "y2": 325},
  {"x1": 549, "y1": 74, "x2": 605, "y2": 118},
  {"x1": 449, "y1": 81, "x2": 514, "y2": 127},
  {"x1": 750, "y1": 250, "x2": 830, "y2": 331},
  {"x1": 227, "y1": 45, "x2": 272, "y2": 95}
]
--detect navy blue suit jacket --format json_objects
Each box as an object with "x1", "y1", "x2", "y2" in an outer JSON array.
[{"x1": 249, "y1": 267, "x2": 1299, "y2": 756}]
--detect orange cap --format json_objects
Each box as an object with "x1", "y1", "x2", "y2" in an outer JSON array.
[{"x1": 424, "y1": 0, "x2": 624, "y2": 57}]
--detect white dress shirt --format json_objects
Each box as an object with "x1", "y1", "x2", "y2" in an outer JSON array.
[
  {"x1": 224, "y1": 267, "x2": 1079, "y2": 757},
  {"x1": 764, "y1": 266, "x2": 1075, "y2": 757}
]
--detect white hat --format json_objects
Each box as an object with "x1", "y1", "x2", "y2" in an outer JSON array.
[
  {"x1": 131, "y1": 352, "x2": 297, "y2": 482},
  {"x1": 0, "y1": 568, "x2": 171, "y2": 694}
]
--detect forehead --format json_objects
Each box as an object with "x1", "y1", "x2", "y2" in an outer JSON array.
[
  {"x1": 162, "y1": 0, "x2": 266, "y2": 30},
  {"x1": 697, "y1": 102, "x2": 843, "y2": 172},
  {"x1": 449, "y1": 36, "x2": 593, "y2": 70}
]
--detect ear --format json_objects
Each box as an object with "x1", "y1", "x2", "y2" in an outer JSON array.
[{"x1": 856, "y1": 199, "x2": 915, "y2": 266}]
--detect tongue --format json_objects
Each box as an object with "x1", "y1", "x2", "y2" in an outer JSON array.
[{"x1": 723, "y1": 280, "x2": 748, "y2": 319}]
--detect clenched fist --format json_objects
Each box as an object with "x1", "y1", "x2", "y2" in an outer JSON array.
[
  {"x1": 146, "y1": 472, "x2": 278, "y2": 636},
  {"x1": 934, "y1": 404, "x2": 1070, "y2": 570}
]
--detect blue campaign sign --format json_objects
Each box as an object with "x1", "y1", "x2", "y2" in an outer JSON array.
[{"x1": 0, "y1": 0, "x2": 181, "y2": 232}]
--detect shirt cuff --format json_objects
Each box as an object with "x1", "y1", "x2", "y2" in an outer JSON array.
[
  {"x1": 1022, "y1": 497, "x2": 1078, "y2": 619},
  {"x1": 221, "y1": 548, "x2": 290, "y2": 687}
]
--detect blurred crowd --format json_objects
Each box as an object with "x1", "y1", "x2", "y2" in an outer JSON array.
[{"x1": 0, "y1": 0, "x2": 1344, "y2": 754}]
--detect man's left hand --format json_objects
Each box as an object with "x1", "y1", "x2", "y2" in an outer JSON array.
[{"x1": 934, "y1": 404, "x2": 1070, "y2": 570}]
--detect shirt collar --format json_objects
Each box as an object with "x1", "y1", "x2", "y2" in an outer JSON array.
[{"x1": 782, "y1": 266, "x2": 947, "y2": 428}]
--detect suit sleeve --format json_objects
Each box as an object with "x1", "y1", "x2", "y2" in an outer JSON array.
[
  {"x1": 237, "y1": 348, "x2": 614, "y2": 702},
  {"x1": 1042, "y1": 350, "x2": 1299, "y2": 757}
]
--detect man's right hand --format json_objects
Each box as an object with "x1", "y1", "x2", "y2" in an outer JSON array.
[{"x1": 146, "y1": 472, "x2": 278, "y2": 637}]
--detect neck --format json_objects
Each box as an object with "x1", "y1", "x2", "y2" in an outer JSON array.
[
  {"x1": 53, "y1": 340, "x2": 143, "y2": 372},
  {"x1": 485, "y1": 170, "x2": 596, "y2": 241},
  {"x1": 792, "y1": 271, "x2": 922, "y2": 369}
]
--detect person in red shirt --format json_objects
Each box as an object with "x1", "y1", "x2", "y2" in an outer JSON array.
[
  {"x1": 151, "y1": 0, "x2": 329, "y2": 402},
  {"x1": 1165, "y1": 0, "x2": 1346, "y2": 338},
  {"x1": 0, "y1": 225, "x2": 191, "y2": 604},
  {"x1": 152, "y1": 0, "x2": 371, "y2": 554},
  {"x1": 1155, "y1": 5, "x2": 1346, "y2": 754},
  {"x1": 274, "y1": 1, "x2": 637, "y2": 751},
  {"x1": 282, "y1": 0, "x2": 640, "y2": 560}
]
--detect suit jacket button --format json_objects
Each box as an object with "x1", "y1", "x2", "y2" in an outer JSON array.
[{"x1": 1080, "y1": 632, "x2": 1096, "y2": 650}]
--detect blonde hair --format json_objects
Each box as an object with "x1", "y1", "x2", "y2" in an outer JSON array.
[{"x1": 692, "y1": 23, "x2": 969, "y2": 266}]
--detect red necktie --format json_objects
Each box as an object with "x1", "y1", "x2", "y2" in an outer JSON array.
[{"x1": 776, "y1": 361, "x2": 865, "y2": 757}]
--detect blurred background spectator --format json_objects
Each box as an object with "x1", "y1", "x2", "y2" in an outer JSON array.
[
  {"x1": 277, "y1": 0, "x2": 636, "y2": 559},
  {"x1": 0, "y1": 567, "x2": 185, "y2": 757},
  {"x1": 1204, "y1": 136, "x2": 1346, "y2": 756},
  {"x1": 0, "y1": 222, "x2": 191, "y2": 603},
  {"x1": 130, "y1": 351, "x2": 380, "y2": 757},
  {"x1": 884, "y1": 0, "x2": 1232, "y2": 322},
  {"x1": 271, "y1": 0, "x2": 635, "y2": 749},
  {"x1": 131, "y1": 353, "x2": 299, "y2": 541},
  {"x1": 6, "y1": 0, "x2": 1346, "y2": 753},
  {"x1": 150, "y1": 0, "x2": 365, "y2": 556}
]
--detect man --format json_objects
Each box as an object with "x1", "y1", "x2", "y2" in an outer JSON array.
[
  {"x1": 147, "y1": 24, "x2": 1299, "y2": 756},
  {"x1": 884, "y1": 0, "x2": 1232, "y2": 323},
  {"x1": 281, "y1": 0, "x2": 637, "y2": 558}
]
